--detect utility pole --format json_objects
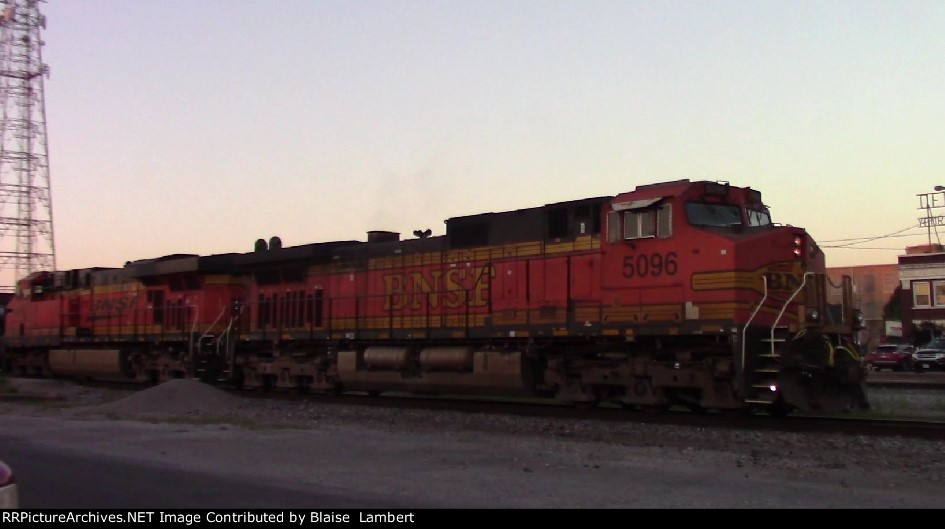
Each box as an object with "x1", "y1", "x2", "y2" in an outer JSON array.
[{"x1": 0, "y1": 0, "x2": 55, "y2": 292}]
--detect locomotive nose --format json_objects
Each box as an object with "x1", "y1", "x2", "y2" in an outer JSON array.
[{"x1": 776, "y1": 331, "x2": 870, "y2": 412}]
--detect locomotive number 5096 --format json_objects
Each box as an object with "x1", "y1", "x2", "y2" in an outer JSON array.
[{"x1": 622, "y1": 252, "x2": 678, "y2": 279}]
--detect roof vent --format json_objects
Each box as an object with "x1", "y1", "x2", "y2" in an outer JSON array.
[
  {"x1": 254, "y1": 239, "x2": 268, "y2": 252},
  {"x1": 269, "y1": 236, "x2": 282, "y2": 250},
  {"x1": 367, "y1": 231, "x2": 400, "y2": 243}
]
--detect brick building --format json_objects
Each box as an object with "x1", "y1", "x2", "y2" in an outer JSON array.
[
  {"x1": 897, "y1": 244, "x2": 945, "y2": 344},
  {"x1": 826, "y1": 263, "x2": 899, "y2": 351}
]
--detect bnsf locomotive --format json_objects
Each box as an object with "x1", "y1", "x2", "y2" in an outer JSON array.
[{"x1": 0, "y1": 179, "x2": 869, "y2": 415}]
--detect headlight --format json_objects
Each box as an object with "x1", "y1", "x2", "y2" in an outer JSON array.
[{"x1": 806, "y1": 308, "x2": 820, "y2": 322}]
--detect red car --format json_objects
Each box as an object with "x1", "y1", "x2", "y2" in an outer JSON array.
[
  {"x1": 0, "y1": 460, "x2": 16, "y2": 509},
  {"x1": 864, "y1": 344, "x2": 915, "y2": 372}
]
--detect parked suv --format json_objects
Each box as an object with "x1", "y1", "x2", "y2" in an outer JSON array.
[
  {"x1": 913, "y1": 338, "x2": 945, "y2": 372},
  {"x1": 864, "y1": 344, "x2": 915, "y2": 371}
]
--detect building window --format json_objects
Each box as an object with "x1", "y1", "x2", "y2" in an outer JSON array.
[
  {"x1": 934, "y1": 282, "x2": 945, "y2": 307},
  {"x1": 914, "y1": 281, "x2": 931, "y2": 307}
]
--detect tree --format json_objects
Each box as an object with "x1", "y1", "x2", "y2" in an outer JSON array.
[
  {"x1": 911, "y1": 321, "x2": 944, "y2": 347},
  {"x1": 883, "y1": 285, "x2": 902, "y2": 321}
]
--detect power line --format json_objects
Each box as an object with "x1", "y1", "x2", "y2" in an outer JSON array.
[
  {"x1": 821, "y1": 246, "x2": 914, "y2": 251},
  {"x1": 821, "y1": 231, "x2": 926, "y2": 243},
  {"x1": 820, "y1": 224, "x2": 922, "y2": 248}
]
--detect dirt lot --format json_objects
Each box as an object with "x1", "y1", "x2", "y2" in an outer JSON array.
[{"x1": 2, "y1": 377, "x2": 944, "y2": 508}]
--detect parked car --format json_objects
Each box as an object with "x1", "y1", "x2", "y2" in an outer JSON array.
[
  {"x1": 913, "y1": 338, "x2": 945, "y2": 372},
  {"x1": 864, "y1": 344, "x2": 915, "y2": 371},
  {"x1": 0, "y1": 460, "x2": 16, "y2": 509}
]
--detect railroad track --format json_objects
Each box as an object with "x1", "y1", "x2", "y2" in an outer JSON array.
[
  {"x1": 223, "y1": 384, "x2": 945, "y2": 440},
  {"x1": 36, "y1": 377, "x2": 945, "y2": 440},
  {"x1": 866, "y1": 371, "x2": 945, "y2": 389}
]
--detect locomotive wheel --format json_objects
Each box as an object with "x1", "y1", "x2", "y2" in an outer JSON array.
[
  {"x1": 294, "y1": 378, "x2": 311, "y2": 394},
  {"x1": 230, "y1": 369, "x2": 245, "y2": 390},
  {"x1": 766, "y1": 398, "x2": 793, "y2": 418}
]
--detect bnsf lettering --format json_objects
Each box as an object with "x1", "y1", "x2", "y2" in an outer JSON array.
[
  {"x1": 383, "y1": 266, "x2": 494, "y2": 310},
  {"x1": 90, "y1": 295, "x2": 139, "y2": 316},
  {"x1": 622, "y1": 252, "x2": 678, "y2": 279},
  {"x1": 764, "y1": 272, "x2": 802, "y2": 292}
]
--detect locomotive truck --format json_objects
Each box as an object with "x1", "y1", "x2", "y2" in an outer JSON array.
[{"x1": 0, "y1": 179, "x2": 869, "y2": 415}]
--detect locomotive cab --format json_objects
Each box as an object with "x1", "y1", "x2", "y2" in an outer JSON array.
[{"x1": 600, "y1": 180, "x2": 868, "y2": 414}]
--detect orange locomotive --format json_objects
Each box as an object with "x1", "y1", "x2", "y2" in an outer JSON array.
[{"x1": 0, "y1": 180, "x2": 868, "y2": 415}]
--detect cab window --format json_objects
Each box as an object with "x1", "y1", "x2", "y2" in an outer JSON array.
[
  {"x1": 624, "y1": 204, "x2": 672, "y2": 240},
  {"x1": 747, "y1": 208, "x2": 772, "y2": 226},
  {"x1": 685, "y1": 202, "x2": 742, "y2": 227},
  {"x1": 606, "y1": 211, "x2": 621, "y2": 242}
]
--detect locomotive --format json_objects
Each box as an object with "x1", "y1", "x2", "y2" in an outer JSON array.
[{"x1": 0, "y1": 179, "x2": 869, "y2": 415}]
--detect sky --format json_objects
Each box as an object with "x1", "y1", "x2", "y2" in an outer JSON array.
[{"x1": 22, "y1": 0, "x2": 945, "y2": 274}]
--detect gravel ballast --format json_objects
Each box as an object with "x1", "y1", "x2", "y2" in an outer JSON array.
[{"x1": 1, "y1": 377, "x2": 944, "y2": 508}]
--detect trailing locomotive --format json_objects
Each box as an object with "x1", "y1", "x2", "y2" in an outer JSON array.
[{"x1": 0, "y1": 179, "x2": 869, "y2": 415}]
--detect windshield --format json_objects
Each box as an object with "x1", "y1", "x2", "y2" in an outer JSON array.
[
  {"x1": 685, "y1": 203, "x2": 742, "y2": 227},
  {"x1": 923, "y1": 338, "x2": 945, "y2": 349},
  {"x1": 747, "y1": 208, "x2": 772, "y2": 226}
]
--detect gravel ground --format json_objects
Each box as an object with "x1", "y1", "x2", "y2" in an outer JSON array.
[{"x1": 2, "y1": 377, "x2": 945, "y2": 508}]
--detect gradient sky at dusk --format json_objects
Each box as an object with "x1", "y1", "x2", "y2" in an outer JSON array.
[{"x1": 34, "y1": 0, "x2": 945, "y2": 272}]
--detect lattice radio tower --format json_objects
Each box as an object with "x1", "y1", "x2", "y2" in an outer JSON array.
[{"x1": 0, "y1": 0, "x2": 54, "y2": 292}]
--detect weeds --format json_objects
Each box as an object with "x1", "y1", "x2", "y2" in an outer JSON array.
[{"x1": 0, "y1": 371, "x2": 17, "y2": 394}]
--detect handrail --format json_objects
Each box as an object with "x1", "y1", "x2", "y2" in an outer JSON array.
[
  {"x1": 197, "y1": 306, "x2": 230, "y2": 362},
  {"x1": 771, "y1": 272, "x2": 815, "y2": 356},
  {"x1": 189, "y1": 304, "x2": 199, "y2": 359},
  {"x1": 824, "y1": 273, "x2": 851, "y2": 325},
  {"x1": 199, "y1": 305, "x2": 227, "y2": 343},
  {"x1": 741, "y1": 276, "x2": 768, "y2": 375},
  {"x1": 215, "y1": 313, "x2": 237, "y2": 356}
]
